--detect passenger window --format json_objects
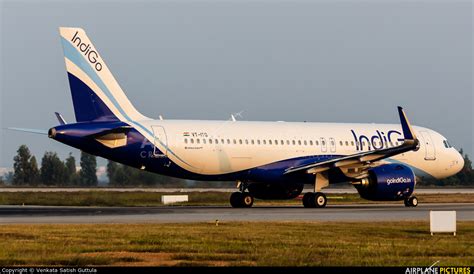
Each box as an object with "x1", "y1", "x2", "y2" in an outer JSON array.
[
  {"x1": 197, "y1": 139, "x2": 201, "y2": 144},
  {"x1": 322, "y1": 140, "x2": 325, "y2": 146},
  {"x1": 209, "y1": 139, "x2": 213, "y2": 144},
  {"x1": 245, "y1": 139, "x2": 249, "y2": 145},
  {"x1": 304, "y1": 140, "x2": 307, "y2": 146},
  {"x1": 233, "y1": 139, "x2": 237, "y2": 144},
  {"x1": 263, "y1": 140, "x2": 266, "y2": 145},
  {"x1": 345, "y1": 141, "x2": 349, "y2": 146},
  {"x1": 203, "y1": 139, "x2": 206, "y2": 144},
  {"x1": 275, "y1": 140, "x2": 278, "y2": 145},
  {"x1": 339, "y1": 141, "x2": 343, "y2": 146},
  {"x1": 257, "y1": 140, "x2": 261, "y2": 145},
  {"x1": 351, "y1": 141, "x2": 355, "y2": 146},
  {"x1": 239, "y1": 139, "x2": 243, "y2": 145},
  {"x1": 310, "y1": 140, "x2": 313, "y2": 146},
  {"x1": 215, "y1": 139, "x2": 219, "y2": 144},
  {"x1": 315, "y1": 140, "x2": 319, "y2": 146},
  {"x1": 286, "y1": 140, "x2": 290, "y2": 145},
  {"x1": 190, "y1": 138, "x2": 194, "y2": 144},
  {"x1": 298, "y1": 140, "x2": 301, "y2": 145},
  {"x1": 251, "y1": 140, "x2": 254, "y2": 145},
  {"x1": 227, "y1": 139, "x2": 230, "y2": 144},
  {"x1": 292, "y1": 140, "x2": 296, "y2": 145},
  {"x1": 281, "y1": 140, "x2": 284, "y2": 145},
  {"x1": 269, "y1": 140, "x2": 272, "y2": 145},
  {"x1": 184, "y1": 138, "x2": 188, "y2": 144}
]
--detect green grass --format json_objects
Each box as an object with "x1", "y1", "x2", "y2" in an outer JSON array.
[
  {"x1": 0, "y1": 222, "x2": 473, "y2": 266},
  {"x1": 0, "y1": 191, "x2": 472, "y2": 207}
]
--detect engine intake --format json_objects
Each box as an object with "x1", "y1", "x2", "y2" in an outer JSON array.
[{"x1": 354, "y1": 164, "x2": 415, "y2": 201}]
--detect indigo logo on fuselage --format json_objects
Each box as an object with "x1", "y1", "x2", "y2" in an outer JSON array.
[
  {"x1": 71, "y1": 31, "x2": 103, "y2": 72},
  {"x1": 351, "y1": 129, "x2": 403, "y2": 151}
]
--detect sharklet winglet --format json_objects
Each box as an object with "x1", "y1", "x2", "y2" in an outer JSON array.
[{"x1": 397, "y1": 106, "x2": 417, "y2": 141}]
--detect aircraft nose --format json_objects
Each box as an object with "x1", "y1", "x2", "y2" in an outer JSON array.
[{"x1": 457, "y1": 152, "x2": 465, "y2": 172}]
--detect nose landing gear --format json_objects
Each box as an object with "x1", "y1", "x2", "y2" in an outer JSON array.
[{"x1": 404, "y1": 196, "x2": 418, "y2": 207}]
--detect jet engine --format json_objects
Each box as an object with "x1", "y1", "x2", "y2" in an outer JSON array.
[{"x1": 354, "y1": 163, "x2": 415, "y2": 201}]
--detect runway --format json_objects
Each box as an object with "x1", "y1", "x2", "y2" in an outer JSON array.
[
  {"x1": 1, "y1": 187, "x2": 474, "y2": 194},
  {"x1": 0, "y1": 203, "x2": 473, "y2": 224}
]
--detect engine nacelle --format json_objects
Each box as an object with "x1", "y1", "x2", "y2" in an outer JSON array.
[
  {"x1": 354, "y1": 164, "x2": 415, "y2": 201},
  {"x1": 248, "y1": 182, "x2": 304, "y2": 200}
]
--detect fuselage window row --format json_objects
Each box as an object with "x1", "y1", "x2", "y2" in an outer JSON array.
[{"x1": 183, "y1": 138, "x2": 401, "y2": 149}]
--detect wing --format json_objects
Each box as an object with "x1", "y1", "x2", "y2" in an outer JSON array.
[{"x1": 284, "y1": 107, "x2": 420, "y2": 178}]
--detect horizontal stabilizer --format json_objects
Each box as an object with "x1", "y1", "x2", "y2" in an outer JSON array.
[{"x1": 7, "y1": 127, "x2": 48, "y2": 135}]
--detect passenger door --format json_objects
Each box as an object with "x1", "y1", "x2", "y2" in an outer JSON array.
[{"x1": 419, "y1": 131, "x2": 436, "y2": 160}]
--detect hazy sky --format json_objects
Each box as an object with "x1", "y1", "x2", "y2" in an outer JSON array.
[{"x1": 0, "y1": 0, "x2": 472, "y2": 169}]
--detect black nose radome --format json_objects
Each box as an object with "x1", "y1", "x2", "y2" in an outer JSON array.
[{"x1": 48, "y1": 127, "x2": 56, "y2": 138}]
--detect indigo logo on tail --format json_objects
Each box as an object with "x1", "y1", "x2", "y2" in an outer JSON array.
[{"x1": 71, "y1": 31, "x2": 103, "y2": 72}]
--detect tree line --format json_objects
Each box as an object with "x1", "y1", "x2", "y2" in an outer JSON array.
[
  {"x1": 10, "y1": 145, "x2": 98, "y2": 186},
  {"x1": 2, "y1": 144, "x2": 473, "y2": 187},
  {"x1": 5, "y1": 144, "x2": 186, "y2": 187}
]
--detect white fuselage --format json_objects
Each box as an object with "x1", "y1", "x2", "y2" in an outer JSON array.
[{"x1": 132, "y1": 119, "x2": 463, "y2": 180}]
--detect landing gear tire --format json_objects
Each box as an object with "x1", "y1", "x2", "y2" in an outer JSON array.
[
  {"x1": 404, "y1": 196, "x2": 418, "y2": 207},
  {"x1": 241, "y1": 193, "x2": 254, "y2": 208},
  {"x1": 314, "y1": 192, "x2": 327, "y2": 208},
  {"x1": 230, "y1": 192, "x2": 254, "y2": 208},
  {"x1": 230, "y1": 192, "x2": 243, "y2": 208},
  {"x1": 303, "y1": 192, "x2": 313, "y2": 208},
  {"x1": 303, "y1": 192, "x2": 327, "y2": 208}
]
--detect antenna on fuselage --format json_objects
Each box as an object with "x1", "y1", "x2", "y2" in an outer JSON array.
[{"x1": 230, "y1": 110, "x2": 244, "y2": 122}]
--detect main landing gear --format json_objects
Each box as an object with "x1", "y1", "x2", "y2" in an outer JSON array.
[
  {"x1": 230, "y1": 181, "x2": 254, "y2": 208},
  {"x1": 303, "y1": 192, "x2": 327, "y2": 208},
  {"x1": 404, "y1": 196, "x2": 418, "y2": 207},
  {"x1": 303, "y1": 172, "x2": 329, "y2": 208},
  {"x1": 230, "y1": 192, "x2": 254, "y2": 208}
]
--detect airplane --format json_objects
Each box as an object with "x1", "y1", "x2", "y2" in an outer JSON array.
[{"x1": 10, "y1": 27, "x2": 464, "y2": 208}]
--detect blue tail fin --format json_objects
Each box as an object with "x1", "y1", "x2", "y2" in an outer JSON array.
[{"x1": 59, "y1": 27, "x2": 146, "y2": 123}]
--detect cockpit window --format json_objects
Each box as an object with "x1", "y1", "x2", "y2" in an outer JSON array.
[{"x1": 443, "y1": 140, "x2": 452, "y2": 148}]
